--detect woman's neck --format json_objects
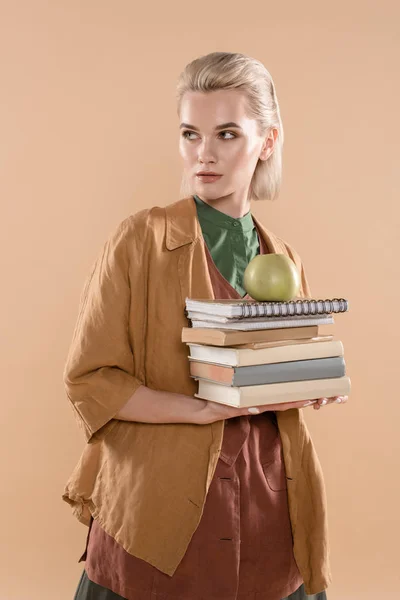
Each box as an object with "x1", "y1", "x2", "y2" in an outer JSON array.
[{"x1": 195, "y1": 192, "x2": 251, "y2": 219}]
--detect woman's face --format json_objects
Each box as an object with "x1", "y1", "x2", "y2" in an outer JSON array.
[{"x1": 178, "y1": 89, "x2": 274, "y2": 202}]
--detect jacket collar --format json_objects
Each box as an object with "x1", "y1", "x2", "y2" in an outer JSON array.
[
  {"x1": 165, "y1": 196, "x2": 200, "y2": 250},
  {"x1": 165, "y1": 195, "x2": 286, "y2": 255}
]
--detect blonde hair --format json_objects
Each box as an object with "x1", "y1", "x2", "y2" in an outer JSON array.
[{"x1": 176, "y1": 51, "x2": 284, "y2": 202}]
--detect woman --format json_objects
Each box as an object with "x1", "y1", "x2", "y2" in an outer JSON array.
[{"x1": 64, "y1": 52, "x2": 348, "y2": 600}]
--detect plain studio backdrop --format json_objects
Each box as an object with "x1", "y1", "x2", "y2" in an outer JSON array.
[{"x1": 1, "y1": 1, "x2": 399, "y2": 599}]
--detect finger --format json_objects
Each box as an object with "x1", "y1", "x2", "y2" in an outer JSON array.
[
  {"x1": 313, "y1": 398, "x2": 327, "y2": 408},
  {"x1": 334, "y1": 395, "x2": 349, "y2": 404},
  {"x1": 247, "y1": 407, "x2": 261, "y2": 414},
  {"x1": 320, "y1": 395, "x2": 349, "y2": 406}
]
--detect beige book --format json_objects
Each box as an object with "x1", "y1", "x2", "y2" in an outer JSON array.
[
  {"x1": 188, "y1": 339, "x2": 344, "y2": 367},
  {"x1": 194, "y1": 376, "x2": 351, "y2": 408},
  {"x1": 235, "y1": 335, "x2": 333, "y2": 349},
  {"x1": 181, "y1": 324, "x2": 333, "y2": 347}
]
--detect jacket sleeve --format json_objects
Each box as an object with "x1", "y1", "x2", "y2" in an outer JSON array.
[{"x1": 63, "y1": 217, "x2": 143, "y2": 443}]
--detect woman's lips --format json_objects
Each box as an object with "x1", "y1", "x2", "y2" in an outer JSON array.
[{"x1": 196, "y1": 174, "x2": 223, "y2": 183}]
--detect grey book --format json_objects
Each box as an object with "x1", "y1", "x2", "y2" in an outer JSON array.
[{"x1": 189, "y1": 356, "x2": 346, "y2": 387}]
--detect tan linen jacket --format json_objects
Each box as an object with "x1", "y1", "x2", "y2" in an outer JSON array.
[{"x1": 62, "y1": 195, "x2": 331, "y2": 595}]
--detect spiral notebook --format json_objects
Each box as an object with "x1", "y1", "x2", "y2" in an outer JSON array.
[{"x1": 185, "y1": 297, "x2": 349, "y2": 319}]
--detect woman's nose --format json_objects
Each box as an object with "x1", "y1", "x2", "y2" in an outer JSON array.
[{"x1": 197, "y1": 138, "x2": 217, "y2": 163}]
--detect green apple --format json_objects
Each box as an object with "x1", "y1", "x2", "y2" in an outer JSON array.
[{"x1": 243, "y1": 254, "x2": 300, "y2": 301}]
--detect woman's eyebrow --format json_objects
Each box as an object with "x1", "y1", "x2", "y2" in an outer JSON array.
[{"x1": 180, "y1": 122, "x2": 243, "y2": 131}]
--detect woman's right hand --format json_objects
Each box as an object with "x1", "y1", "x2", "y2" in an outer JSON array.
[{"x1": 199, "y1": 398, "x2": 320, "y2": 424}]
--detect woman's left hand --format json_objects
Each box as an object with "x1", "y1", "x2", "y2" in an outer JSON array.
[{"x1": 311, "y1": 395, "x2": 349, "y2": 410}]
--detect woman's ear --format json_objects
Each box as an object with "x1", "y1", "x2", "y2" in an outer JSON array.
[{"x1": 259, "y1": 127, "x2": 279, "y2": 161}]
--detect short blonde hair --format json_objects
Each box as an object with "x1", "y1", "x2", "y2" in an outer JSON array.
[{"x1": 176, "y1": 51, "x2": 284, "y2": 202}]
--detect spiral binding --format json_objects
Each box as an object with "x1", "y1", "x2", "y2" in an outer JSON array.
[{"x1": 238, "y1": 298, "x2": 348, "y2": 319}]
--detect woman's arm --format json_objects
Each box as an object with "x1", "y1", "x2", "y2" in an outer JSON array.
[
  {"x1": 116, "y1": 385, "x2": 347, "y2": 425},
  {"x1": 63, "y1": 217, "x2": 143, "y2": 443},
  {"x1": 116, "y1": 385, "x2": 208, "y2": 424}
]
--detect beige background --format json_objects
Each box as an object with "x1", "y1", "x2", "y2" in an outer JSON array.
[{"x1": 1, "y1": 1, "x2": 399, "y2": 599}]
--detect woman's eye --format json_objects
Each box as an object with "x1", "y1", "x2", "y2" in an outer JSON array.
[
  {"x1": 220, "y1": 131, "x2": 236, "y2": 139},
  {"x1": 181, "y1": 130, "x2": 236, "y2": 140},
  {"x1": 182, "y1": 131, "x2": 197, "y2": 140}
]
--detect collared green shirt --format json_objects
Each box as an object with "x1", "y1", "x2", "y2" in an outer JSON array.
[{"x1": 193, "y1": 194, "x2": 260, "y2": 297}]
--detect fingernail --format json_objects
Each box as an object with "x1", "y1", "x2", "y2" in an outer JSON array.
[
  {"x1": 335, "y1": 397, "x2": 342, "y2": 403},
  {"x1": 248, "y1": 407, "x2": 260, "y2": 414},
  {"x1": 321, "y1": 399, "x2": 327, "y2": 405}
]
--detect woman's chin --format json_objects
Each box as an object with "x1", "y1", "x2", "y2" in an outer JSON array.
[{"x1": 194, "y1": 185, "x2": 230, "y2": 200}]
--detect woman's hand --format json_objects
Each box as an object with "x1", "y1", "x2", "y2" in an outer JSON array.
[
  {"x1": 311, "y1": 395, "x2": 348, "y2": 410},
  {"x1": 199, "y1": 395, "x2": 349, "y2": 424}
]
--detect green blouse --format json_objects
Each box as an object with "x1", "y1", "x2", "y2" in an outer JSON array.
[{"x1": 193, "y1": 194, "x2": 260, "y2": 296}]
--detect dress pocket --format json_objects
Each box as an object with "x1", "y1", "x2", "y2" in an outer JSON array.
[
  {"x1": 255, "y1": 413, "x2": 288, "y2": 492},
  {"x1": 262, "y1": 458, "x2": 288, "y2": 492}
]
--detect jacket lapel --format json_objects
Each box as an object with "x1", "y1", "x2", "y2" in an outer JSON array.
[
  {"x1": 165, "y1": 196, "x2": 215, "y2": 306},
  {"x1": 251, "y1": 213, "x2": 287, "y2": 255}
]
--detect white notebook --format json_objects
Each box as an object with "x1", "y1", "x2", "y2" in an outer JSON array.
[{"x1": 190, "y1": 315, "x2": 334, "y2": 330}]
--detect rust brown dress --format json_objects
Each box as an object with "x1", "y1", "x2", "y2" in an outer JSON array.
[{"x1": 76, "y1": 224, "x2": 307, "y2": 600}]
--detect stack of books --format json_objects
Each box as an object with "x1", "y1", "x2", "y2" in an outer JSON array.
[{"x1": 182, "y1": 297, "x2": 351, "y2": 408}]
